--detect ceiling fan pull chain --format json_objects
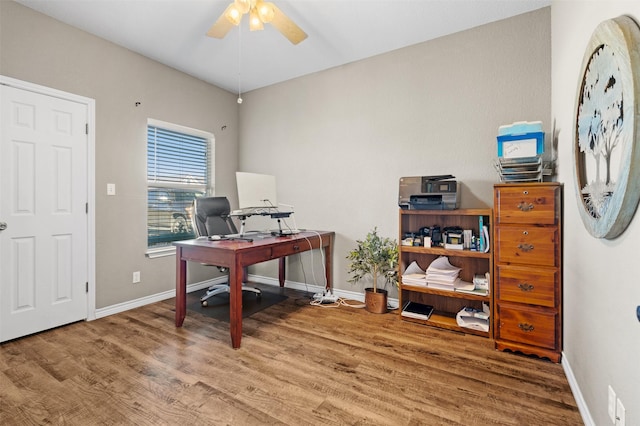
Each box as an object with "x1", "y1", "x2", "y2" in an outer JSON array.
[{"x1": 237, "y1": 26, "x2": 243, "y2": 104}]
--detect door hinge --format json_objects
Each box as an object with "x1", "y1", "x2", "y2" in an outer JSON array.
[
  {"x1": 85, "y1": 123, "x2": 89, "y2": 135},
  {"x1": 86, "y1": 202, "x2": 88, "y2": 214},
  {"x1": 86, "y1": 282, "x2": 89, "y2": 293}
]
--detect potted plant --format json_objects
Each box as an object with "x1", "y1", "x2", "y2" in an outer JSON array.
[{"x1": 346, "y1": 227, "x2": 399, "y2": 313}]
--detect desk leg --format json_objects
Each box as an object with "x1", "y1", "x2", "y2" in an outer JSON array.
[
  {"x1": 324, "y1": 237, "x2": 333, "y2": 291},
  {"x1": 229, "y1": 261, "x2": 243, "y2": 349},
  {"x1": 175, "y1": 247, "x2": 187, "y2": 327},
  {"x1": 279, "y1": 257, "x2": 285, "y2": 287}
]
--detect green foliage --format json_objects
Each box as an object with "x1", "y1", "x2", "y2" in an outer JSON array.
[{"x1": 346, "y1": 227, "x2": 399, "y2": 293}]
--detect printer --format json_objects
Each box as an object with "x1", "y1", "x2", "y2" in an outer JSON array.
[{"x1": 398, "y1": 175, "x2": 460, "y2": 210}]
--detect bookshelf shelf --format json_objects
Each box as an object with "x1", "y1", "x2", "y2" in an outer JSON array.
[
  {"x1": 400, "y1": 246, "x2": 490, "y2": 259},
  {"x1": 401, "y1": 283, "x2": 490, "y2": 302},
  {"x1": 401, "y1": 312, "x2": 490, "y2": 338},
  {"x1": 398, "y1": 208, "x2": 493, "y2": 338}
]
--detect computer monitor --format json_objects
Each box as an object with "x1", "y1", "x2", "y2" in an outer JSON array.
[{"x1": 236, "y1": 172, "x2": 278, "y2": 209}]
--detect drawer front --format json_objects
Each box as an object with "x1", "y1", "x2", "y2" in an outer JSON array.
[
  {"x1": 495, "y1": 226, "x2": 558, "y2": 267},
  {"x1": 495, "y1": 185, "x2": 559, "y2": 225},
  {"x1": 497, "y1": 304, "x2": 557, "y2": 350},
  {"x1": 271, "y1": 240, "x2": 306, "y2": 258},
  {"x1": 495, "y1": 264, "x2": 557, "y2": 307}
]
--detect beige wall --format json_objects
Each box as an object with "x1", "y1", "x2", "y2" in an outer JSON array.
[
  {"x1": 0, "y1": 3, "x2": 551, "y2": 305},
  {"x1": 552, "y1": 2, "x2": 640, "y2": 425},
  {"x1": 0, "y1": 1, "x2": 239, "y2": 308},
  {"x1": 239, "y1": 8, "x2": 551, "y2": 297}
]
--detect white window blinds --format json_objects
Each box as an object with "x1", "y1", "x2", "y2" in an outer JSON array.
[{"x1": 147, "y1": 123, "x2": 211, "y2": 249}]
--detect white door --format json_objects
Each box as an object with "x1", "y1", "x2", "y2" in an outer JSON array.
[{"x1": 0, "y1": 83, "x2": 88, "y2": 342}]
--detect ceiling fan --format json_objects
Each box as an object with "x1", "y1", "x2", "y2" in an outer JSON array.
[{"x1": 207, "y1": 0, "x2": 308, "y2": 45}]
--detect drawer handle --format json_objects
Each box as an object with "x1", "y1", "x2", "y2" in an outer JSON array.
[
  {"x1": 518, "y1": 323, "x2": 535, "y2": 332},
  {"x1": 518, "y1": 283, "x2": 534, "y2": 291},
  {"x1": 517, "y1": 243, "x2": 534, "y2": 252},
  {"x1": 517, "y1": 202, "x2": 534, "y2": 212}
]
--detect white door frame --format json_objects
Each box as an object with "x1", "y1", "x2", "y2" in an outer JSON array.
[{"x1": 1, "y1": 75, "x2": 96, "y2": 320}]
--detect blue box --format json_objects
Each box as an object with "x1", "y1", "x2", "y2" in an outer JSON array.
[
  {"x1": 498, "y1": 121, "x2": 543, "y2": 136},
  {"x1": 497, "y1": 131, "x2": 544, "y2": 158}
]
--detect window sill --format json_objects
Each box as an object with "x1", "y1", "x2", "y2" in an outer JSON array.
[{"x1": 146, "y1": 246, "x2": 176, "y2": 258}]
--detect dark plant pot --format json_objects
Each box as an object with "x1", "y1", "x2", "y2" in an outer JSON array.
[{"x1": 364, "y1": 288, "x2": 388, "y2": 314}]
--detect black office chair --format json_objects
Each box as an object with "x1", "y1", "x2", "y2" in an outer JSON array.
[{"x1": 191, "y1": 196, "x2": 261, "y2": 306}]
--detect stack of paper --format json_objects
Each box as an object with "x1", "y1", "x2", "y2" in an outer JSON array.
[
  {"x1": 426, "y1": 257, "x2": 461, "y2": 290},
  {"x1": 402, "y1": 274, "x2": 427, "y2": 286},
  {"x1": 402, "y1": 261, "x2": 427, "y2": 286}
]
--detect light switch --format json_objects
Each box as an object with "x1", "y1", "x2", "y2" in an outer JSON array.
[
  {"x1": 616, "y1": 398, "x2": 625, "y2": 426},
  {"x1": 107, "y1": 183, "x2": 116, "y2": 196},
  {"x1": 608, "y1": 386, "x2": 616, "y2": 423}
]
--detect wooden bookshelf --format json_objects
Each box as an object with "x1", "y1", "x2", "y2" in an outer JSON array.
[{"x1": 398, "y1": 208, "x2": 493, "y2": 338}]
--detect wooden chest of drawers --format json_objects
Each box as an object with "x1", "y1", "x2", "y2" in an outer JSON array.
[{"x1": 493, "y1": 183, "x2": 562, "y2": 362}]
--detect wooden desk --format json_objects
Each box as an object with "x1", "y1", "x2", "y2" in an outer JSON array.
[{"x1": 174, "y1": 231, "x2": 334, "y2": 348}]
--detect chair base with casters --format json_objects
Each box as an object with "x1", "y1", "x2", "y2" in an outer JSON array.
[
  {"x1": 191, "y1": 196, "x2": 262, "y2": 307},
  {"x1": 200, "y1": 282, "x2": 262, "y2": 306}
]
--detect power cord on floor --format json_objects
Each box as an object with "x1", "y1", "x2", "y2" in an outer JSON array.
[
  {"x1": 309, "y1": 290, "x2": 366, "y2": 308},
  {"x1": 309, "y1": 291, "x2": 399, "y2": 311}
]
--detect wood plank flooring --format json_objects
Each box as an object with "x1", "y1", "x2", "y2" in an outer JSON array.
[{"x1": 0, "y1": 284, "x2": 583, "y2": 425}]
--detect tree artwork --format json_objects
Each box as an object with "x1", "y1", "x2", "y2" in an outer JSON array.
[
  {"x1": 576, "y1": 44, "x2": 624, "y2": 219},
  {"x1": 573, "y1": 16, "x2": 640, "y2": 239}
]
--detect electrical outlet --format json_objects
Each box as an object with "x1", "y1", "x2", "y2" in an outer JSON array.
[
  {"x1": 107, "y1": 183, "x2": 116, "y2": 196},
  {"x1": 616, "y1": 399, "x2": 625, "y2": 426},
  {"x1": 132, "y1": 271, "x2": 141, "y2": 284},
  {"x1": 608, "y1": 386, "x2": 617, "y2": 424}
]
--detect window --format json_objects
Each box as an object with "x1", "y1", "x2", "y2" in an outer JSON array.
[{"x1": 146, "y1": 119, "x2": 214, "y2": 255}]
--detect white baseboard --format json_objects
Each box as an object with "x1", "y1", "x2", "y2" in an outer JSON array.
[
  {"x1": 562, "y1": 351, "x2": 594, "y2": 426},
  {"x1": 246, "y1": 274, "x2": 399, "y2": 309},
  {"x1": 94, "y1": 277, "x2": 224, "y2": 319},
  {"x1": 94, "y1": 274, "x2": 399, "y2": 319}
]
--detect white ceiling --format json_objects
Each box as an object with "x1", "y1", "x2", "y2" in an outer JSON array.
[{"x1": 14, "y1": 0, "x2": 550, "y2": 94}]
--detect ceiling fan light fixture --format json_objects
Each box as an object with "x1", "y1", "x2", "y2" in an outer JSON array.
[
  {"x1": 234, "y1": 0, "x2": 251, "y2": 15},
  {"x1": 224, "y1": 4, "x2": 243, "y2": 26},
  {"x1": 209, "y1": 0, "x2": 306, "y2": 45},
  {"x1": 249, "y1": 8, "x2": 264, "y2": 31},
  {"x1": 256, "y1": 1, "x2": 275, "y2": 23}
]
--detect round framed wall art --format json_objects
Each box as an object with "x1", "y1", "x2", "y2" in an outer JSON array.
[{"x1": 574, "y1": 15, "x2": 640, "y2": 239}]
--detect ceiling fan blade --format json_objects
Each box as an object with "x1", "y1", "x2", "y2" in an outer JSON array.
[
  {"x1": 269, "y1": 3, "x2": 307, "y2": 45},
  {"x1": 206, "y1": 10, "x2": 234, "y2": 38}
]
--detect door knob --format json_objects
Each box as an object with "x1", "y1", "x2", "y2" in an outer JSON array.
[{"x1": 0, "y1": 222, "x2": 7, "y2": 231}]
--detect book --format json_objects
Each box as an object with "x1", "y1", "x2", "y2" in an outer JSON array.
[
  {"x1": 454, "y1": 273, "x2": 489, "y2": 295},
  {"x1": 401, "y1": 301, "x2": 434, "y2": 320},
  {"x1": 453, "y1": 279, "x2": 475, "y2": 292},
  {"x1": 454, "y1": 287, "x2": 489, "y2": 296},
  {"x1": 482, "y1": 225, "x2": 490, "y2": 253},
  {"x1": 478, "y1": 215, "x2": 485, "y2": 252},
  {"x1": 427, "y1": 281, "x2": 458, "y2": 291}
]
